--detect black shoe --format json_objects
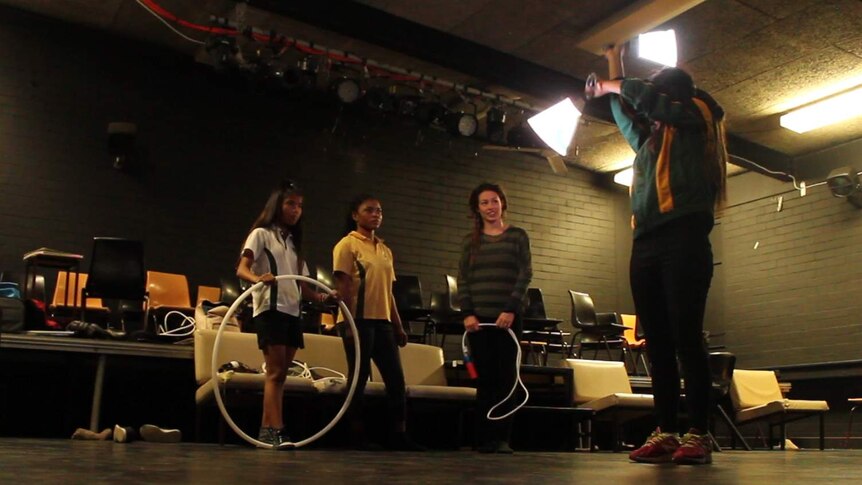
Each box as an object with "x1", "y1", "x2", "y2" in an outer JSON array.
[
  {"x1": 478, "y1": 441, "x2": 497, "y2": 453},
  {"x1": 388, "y1": 433, "x2": 426, "y2": 452},
  {"x1": 139, "y1": 424, "x2": 181, "y2": 443},
  {"x1": 496, "y1": 441, "x2": 514, "y2": 454}
]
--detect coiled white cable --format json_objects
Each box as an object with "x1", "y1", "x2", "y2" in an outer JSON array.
[
  {"x1": 158, "y1": 310, "x2": 196, "y2": 337},
  {"x1": 211, "y1": 275, "x2": 360, "y2": 450},
  {"x1": 461, "y1": 322, "x2": 529, "y2": 421}
]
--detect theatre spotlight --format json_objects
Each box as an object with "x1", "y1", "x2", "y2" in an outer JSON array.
[
  {"x1": 527, "y1": 98, "x2": 581, "y2": 156},
  {"x1": 486, "y1": 107, "x2": 507, "y2": 144},
  {"x1": 826, "y1": 166, "x2": 862, "y2": 208},
  {"x1": 638, "y1": 29, "x2": 678, "y2": 67},
  {"x1": 283, "y1": 57, "x2": 318, "y2": 90},
  {"x1": 205, "y1": 35, "x2": 241, "y2": 71},
  {"x1": 446, "y1": 111, "x2": 479, "y2": 137},
  {"x1": 107, "y1": 122, "x2": 137, "y2": 171},
  {"x1": 332, "y1": 77, "x2": 361, "y2": 104},
  {"x1": 365, "y1": 87, "x2": 397, "y2": 113}
]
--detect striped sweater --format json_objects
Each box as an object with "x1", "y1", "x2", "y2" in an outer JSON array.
[{"x1": 457, "y1": 226, "x2": 533, "y2": 317}]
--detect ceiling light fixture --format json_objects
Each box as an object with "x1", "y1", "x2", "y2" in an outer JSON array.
[
  {"x1": 613, "y1": 167, "x2": 634, "y2": 187},
  {"x1": 638, "y1": 29, "x2": 677, "y2": 67},
  {"x1": 527, "y1": 98, "x2": 582, "y2": 156},
  {"x1": 779, "y1": 86, "x2": 862, "y2": 134}
]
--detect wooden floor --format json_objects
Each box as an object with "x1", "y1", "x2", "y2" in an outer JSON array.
[{"x1": 1, "y1": 438, "x2": 860, "y2": 484}]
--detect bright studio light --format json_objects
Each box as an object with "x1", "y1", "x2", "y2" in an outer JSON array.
[
  {"x1": 614, "y1": 167, "x2": 634, "y2": 187},
  {"x1": 779, "y1": 86, "x2": 862, "y2": 134},
  {"x1": 638, "y1": 29, "x2": 677, "y2": 67},
  {"x1": 527, "y1": 98, "x2": 581, "y2": 156}
]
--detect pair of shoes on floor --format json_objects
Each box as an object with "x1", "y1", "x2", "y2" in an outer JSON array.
[
  {"x1": 114, "y1": 424, "x2": 182, "y2": 444},
  {"x1": 71, "y1": 428, "x2": 112, "y2": 440},
  {"x1": 387, "y1": 432, "x2": 427, "y2": 452},
  {"x1": 629, "y1": 427, "x2": 711, "y2": 465},
  {"x1": 258, "y1": 427, "x2": 293, "y2": 450},
  {"x1": 477, "y1": 440, "x2": 514, "y2": 454}
]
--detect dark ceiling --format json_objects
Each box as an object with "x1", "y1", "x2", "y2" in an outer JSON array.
[{"x1": 2, "y1": 0, "x2": 861, "y2": 182}]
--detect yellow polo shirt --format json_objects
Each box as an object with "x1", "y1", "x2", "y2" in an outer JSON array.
[{"x1": 333, "y1": 231, "x2": 395, "y2": 322}]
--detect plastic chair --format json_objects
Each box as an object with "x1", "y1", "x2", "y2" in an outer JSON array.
[
  {"x1": 708, "y1": 352, "x2": 751, "y2": 451},
  {"x1": 428, "y1": 275, "x2": 464, "y2": 347},
  {"x1": 730, "y1": 369, "x2": 829, "y2": 450},
  {"x1": 53, "y1": 271, "x2": 106, "y2": 309},
  {"x1": 82, "y1": 237, "x2": 147, "y2": 328},
  {"x1": 567, "y1": 291, "x2": 627, "y2": 360},
  {"x1": 146, "y1": 271, "x2": 193, "y2": 310},
  {"x1": 521, "y1": 288, "x2": 569, "y2": 365},
  {"x1": 620, "y1": 314, "x2": 648, "y2": 376},
  {"x1": 196, "y1": 286, "x2": 221, "y2": 305},
  {"x1": 393, "y1": 274, "x2": 432, "y2": 343},
  {"x1": 563, "y1": 359, "x2": 654, "y2": 451}
]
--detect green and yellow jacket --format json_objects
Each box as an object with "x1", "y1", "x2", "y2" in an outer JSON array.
[{"x1": 610, "y1": 78, "x2": 718, "y2": 239}]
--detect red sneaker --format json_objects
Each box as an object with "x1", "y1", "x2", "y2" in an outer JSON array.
[
  {"x1": 629, "y1": 428, "x2": 680, "y2": 463},
  {"x1": 672, "y1": 431, "x2": 713, "y2": 465}
]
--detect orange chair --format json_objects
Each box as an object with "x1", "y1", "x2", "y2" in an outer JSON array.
[
  {"x1": 52, "y1": 271, "x2": 106, "y2": 309},
  {"x1": 195, "y1": 285, "x2": 221, "y2": 305},
  {"x1": 146, "y1": 271, "x2": 193, "y2": 311},
  {"x1": 621, "y1": 314, "x2": 649, "y2": 376}
]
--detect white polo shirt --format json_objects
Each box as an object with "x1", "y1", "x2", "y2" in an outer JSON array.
[{"x1": 242, "y1": 226, "x2": 309, "y2": 318}]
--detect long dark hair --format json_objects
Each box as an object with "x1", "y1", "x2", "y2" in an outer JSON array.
[
  {"x1": 468, "y1": 182, "x2": 508, "y2": 263},
  {"x1": 649, "y1": 67, "x2": 728, "y2": 210},
  {"x1": 343, "y1": 193, "x2": 377, "y2": 236},
  {"x1": 239, "y1": 179, "x2": 304, "y2": 267}
]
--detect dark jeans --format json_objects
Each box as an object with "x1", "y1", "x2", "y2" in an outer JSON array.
[
  {"x1": 467, "y1": 315, "x2": 522, "y2": 444},
  {"x1": 340, "y1": 319, "x2": 407, "y2": 429},
  {"x1": 630, "y1": 213, "x2": 713, "y2": 433}
]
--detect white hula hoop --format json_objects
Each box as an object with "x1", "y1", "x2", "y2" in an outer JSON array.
[{"x1": 211, "y1": 275, "x2": 360, "y2": 450}]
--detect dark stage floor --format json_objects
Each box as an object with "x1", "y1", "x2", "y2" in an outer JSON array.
[{"x1": 1, "y1": 438, "x2": 860, "y2": 484}]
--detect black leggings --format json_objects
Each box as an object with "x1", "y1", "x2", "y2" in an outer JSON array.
[
  {"x1": 467, "y1": 316, "x2": 522, "y2": 444},
  {"x1": 340, "y1": 319, "x2": 407, "y2": 428},
  {"x1": 630, "y1": 214, "x2": 713, "y2": 433}
]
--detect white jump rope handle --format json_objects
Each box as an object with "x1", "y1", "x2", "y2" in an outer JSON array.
[{"x1": 462, "y1": 322, "x2": 530, "y2": 421}]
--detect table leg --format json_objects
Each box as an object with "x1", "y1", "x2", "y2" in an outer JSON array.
[{"x1": 89, "y1": 355, "x2": 106, "y2": 431}]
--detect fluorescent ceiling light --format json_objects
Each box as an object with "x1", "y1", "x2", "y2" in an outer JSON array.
[
  {"x1": 779, "y1": 86, "x2": 862, "y2": 134},
  {"x1": 638, "y1": 29, "x2": 677, "y2": 67},
  {"x1": 527, "y1": 98, "x2": 581, "y2": 156},
  {"x1": 614, "y1": 167, "x2": 634, "y2": 187}
]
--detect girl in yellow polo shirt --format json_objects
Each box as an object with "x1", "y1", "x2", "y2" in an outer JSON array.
[{"x1": 333, "y1": 194, "x2": 423, "y2": 451}]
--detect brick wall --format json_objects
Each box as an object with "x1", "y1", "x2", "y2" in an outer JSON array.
[
  {"x1": 0, "y1": 7, "x2": 627, "y2": 332},
  {"x1": 716, "y1": 172, "x2": 862, "y2": 367}
]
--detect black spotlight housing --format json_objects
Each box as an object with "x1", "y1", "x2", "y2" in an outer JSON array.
[
  {"x1": 826, "y1": 166, "x2": 862, "y2": 208},
  {"x1": 445, "y1": 111, "x2": 478, "y2": 137},
  {"x1": 506, "y1": 122, "x2": 543, "y2": 148},
  {"x1": 415, "y1": 102, "x2": 446, "y2": 126},
  {"x1": 332, "y1": 77, "x2": 361, "y2": 104}
]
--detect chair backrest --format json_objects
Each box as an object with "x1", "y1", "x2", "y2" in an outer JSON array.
[
  {"x1": 525, "y1": 288, "x2": 547, "y2": 319},
  {"x1": 393, "y1": 274, "x2": 425, "y2": 312},
  {"x1": 444, "y1": 274, "x2": 461, "y2": 313},
  {"x1": 709, "y1": 351, "x2": 736, "y2": 397},
  {"x1": 53, "y1": 271, "x2": 104, "y2": 308},
  {"x1": 563, "y1": 359, "x2": 633, "y2": 404},
  {"x1": 219, "y1": 277, "x2": 242, "y2": 306},
  {"x1": 146, "y1": 271, "x2": 191, "y2": 308},
  {"x1": 85, "y1": 237, "x2": 146, "y2": 301},
  {"x1": 196, "y1": 285, "x2": 221, "y2": 305},
  {"x1": 372, "y1": 342, "x2": 447, "y2": 386},
  {"x1": 620, "y1": 314, "x2": 643, "y2": 345},
  {"x1": 730, "y1": 369, "x2": 784, "y2": 410},
  {"x1": 569, "y1": 290, "x2": 598, "y2": 329}
]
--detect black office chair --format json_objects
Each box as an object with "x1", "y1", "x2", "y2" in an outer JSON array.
[
  {"x1": 709, "y1": 352, "x2": 751, "y2": 451},
  {"x1": 521, "y1": 288, "x2": 569, "y2": 365},
  {"x1": 428, "y1": 275, "x2": 465, "y2": 347},
  {"x1": 82, "y1": 237, "x2": 147, "y2": 331},
  {"x1": 393, "y1": 274, "x2": 432, "y2": 343},
  {"x1": 567, "y1": 290, "x2": 627, "y2": 360}
]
